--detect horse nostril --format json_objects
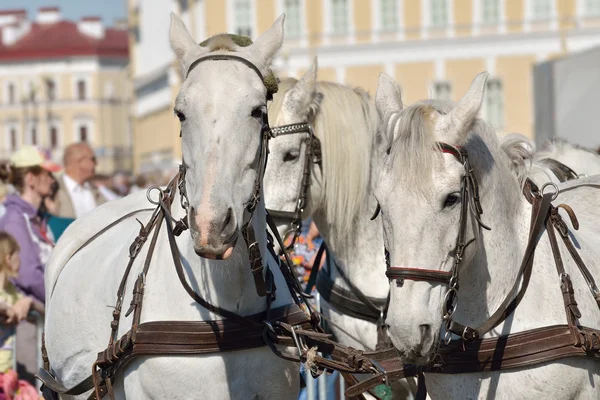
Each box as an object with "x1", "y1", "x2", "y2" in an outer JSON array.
[
  {"x1": 221, "y1": 207, "x2": 235, "y2": 237},
  {"x1": 419, "y1": 324, "x2": 431, "y2": 342},
  {"x1": 189, "y1": 207, "x2": 198, "y2": 231}
]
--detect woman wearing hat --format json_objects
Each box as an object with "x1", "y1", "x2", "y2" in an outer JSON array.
[{"x1": 0, "y1": 146, "x2": 60, "y2": 382}]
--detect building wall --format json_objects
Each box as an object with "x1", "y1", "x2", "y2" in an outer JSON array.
[
  {"x1": 0, "y1": 58, "x2": 131, "y2": 173},
  {"x1": 130, "y1": 0, "x2": 600, "y2": 173}
]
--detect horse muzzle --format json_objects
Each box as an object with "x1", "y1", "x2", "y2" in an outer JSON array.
[{"x1": 190, "y1": 206, "x2": 239, "y2": 260}]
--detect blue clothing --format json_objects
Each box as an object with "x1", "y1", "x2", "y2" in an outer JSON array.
[{"x1": 46, "y1": 214, "x2": 75, "y2": 241}]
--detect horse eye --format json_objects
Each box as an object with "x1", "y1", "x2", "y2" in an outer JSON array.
[
  {"x1": 443, "y1": 192, "x2": 460, "y2": 209},
  {"x1": 251, "y1": 106, "x2": 266, "y2": 120},
  {"x1": 175, "y1": 111, "x2": 186, "y2": 122},
  {"x1": 283, "y1": 149, "x2": 300, "y2": 162}
]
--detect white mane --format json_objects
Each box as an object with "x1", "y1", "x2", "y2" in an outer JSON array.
[{"x1": 269, "y1": 78, "x2": 380, "y2": 240}]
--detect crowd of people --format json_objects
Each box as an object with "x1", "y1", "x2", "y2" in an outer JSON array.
[{"x1": 0, "y1": 142, "x2": 167, "y2": 398}]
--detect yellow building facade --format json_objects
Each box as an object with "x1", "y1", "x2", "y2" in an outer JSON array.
[
  {"x1": 0, "y1": 7, "x2": 132, "y2": 173},
  {"x1": 129, "y1": 0, "x2": 600, "y2": 173}
]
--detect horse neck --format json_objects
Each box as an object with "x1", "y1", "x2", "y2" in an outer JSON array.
[
  {"x1": 179, "y1": 194, "x2": 293, "y2": 316},
  {"x1": 453, "y1": 177, "x2": 564, "y2": 333},
  {"x1": 312, "y1": 191, "x2": 389, "y2": 300}
]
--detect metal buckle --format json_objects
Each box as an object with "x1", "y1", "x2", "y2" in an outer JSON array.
[{"x1": 370, "y1": 360, "x2": 389, "y2": 385}]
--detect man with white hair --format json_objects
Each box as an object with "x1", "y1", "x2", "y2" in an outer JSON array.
[{"x1": 54, "y1": 142, "x2": 107, "y2": 218}]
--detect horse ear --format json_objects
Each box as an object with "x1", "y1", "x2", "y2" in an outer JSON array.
[
  {"x1": 295, "y1": 57, "x2": 318, "y2": 94},
  {"x1": 437, "y1": 72, "x2": 488, "y2": 145},
  {"x1": 285, "y1": 57, "x2": 318, "y2": 114},
  {"x1": 375, "y1": 73, "x2": 403, "y2": 152},
  {"x1": 375, "y1": 73, "x2": 403, "y2": 119},
  {"x1": 169, "y1": 12, "x2": 207, "y2": 77},
  {"x1": 246, "y1": 14, "x2": 285, "y2": 71}
]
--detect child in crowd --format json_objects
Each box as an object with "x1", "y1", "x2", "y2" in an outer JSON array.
[
  {"x1": 0, "y1": 232, "x2": 42, "y2": 400},
  {"x1": 0, "y1": 232, "x2": 43, "y2": 373}
]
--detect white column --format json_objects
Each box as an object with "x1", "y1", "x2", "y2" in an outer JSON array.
[{"x1": 336, "y1": 67, "x2": 346, "y2": 84}]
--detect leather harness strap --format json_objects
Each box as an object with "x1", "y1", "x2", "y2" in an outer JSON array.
[
  {"x1": 386, "y1": 267, "x2": 451, "y2": 285},
  {"x1": 39, "y1": 174, "x2": 381, "y2": 400},
  {"x1": 315, "y1": 265, "x2": 388, "y2": 324},
  {"x1": 38, "y1": 55, "x2": 376, "y2": 399}
]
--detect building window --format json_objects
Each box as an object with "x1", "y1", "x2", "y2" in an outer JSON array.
[
  {"x1": 77, "y1": 80, "x2": 87, "y2": 100},
  {"x1": 585, "y1": 0, "x2": 600, "y2": 16},
  {"x1": 332, "y1": 0, "x2": 349, "y2": 34},
  {"x1": 381, "y1": 0, "x2": 398, "y2": 31},
  {"x1": 432, "y1": 81, "x2": 452, "y2": 102},
  {"x1": 284, "y1": 0, "x2": 302, "y2": 38},
  {"x1": 79, "y1": 125, "x2": 88, "y2": 142},
  {"x1": 486, "y1": 79, "x2": 504, "y2": 130},
  {"x1": 50, "y1": 126, "x2": 58, "y2": 149},
  {"x1": 46, "y1": 79, "x2": 56, "y2": 101},
  {"x1": 482, "y1": 0, "x2": 500, "y2": 24},
  {"x1": 31, "y1": 126, "x2": 38, "y2": 146},
  {"x1": 9, "y1": 128, "x2": 17, "y2": 151},
  {"x1": 532, "y1": 0, "x2": 552, "y2": 20},
  {"x1": 27, "y1": 82, "x2": 36, "y2": 102},
  {"x1": 431, "y1": 0, "x2": 448, "y2": 28},
  {"x1": 7, "y1": 83, "x2": 15, "y2": 104},
  {"x1": 234, "y1": 0, "x2": 252, "y2": 37}
]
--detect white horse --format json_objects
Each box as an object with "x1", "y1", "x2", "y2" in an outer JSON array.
[
  {"x1": 500, "y1": 134, "x2": 600, "y2": 186},
  {"x1": 532, "y1": 139, "x2": 600, "y2": 183},
  {"x1": 372, "y1": 72, "x2": 600, "y2": 399},
  {"x1": 44, "y1": 14, "x2": 302, "y2": 399},
  {"x1": 263, "y1": 60, "x2": 415, "y2": 398}
]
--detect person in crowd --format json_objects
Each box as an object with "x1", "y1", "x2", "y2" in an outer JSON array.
[
  {"x1": 0, "y1": 146, "x2": 58, "y2": 383},
  {"x1": 40, "y1": 176, "x2": 74, "y2": 242},
  {"x1": 54, "y1": 142, "x2": 107, "y2": 219},
  {"x1": 111, "y1": 172, "x2": 131, "y2": 197},
  {"x1": 283, "y1": 219, "x2": 326, "y2": 290},
  {"x1": 89, "y1": 174, "x2": 121, "y2": 201},
  {"x1": 129, "y1": 175, "x2": 149, "y2": 193},
  {"x1": 0, "y1": 232, "x2": 44, "y2": 374}
]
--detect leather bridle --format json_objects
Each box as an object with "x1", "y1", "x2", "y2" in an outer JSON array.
[
  {"x1": 385, "y1": 142, "x2": 491, "y2": 342},
  {"x1": 266, "y1": 122, "x2": 321, "y2": 251},
  {"x1": 179, "y1": 53, "x2": 275, "y2": 297}
]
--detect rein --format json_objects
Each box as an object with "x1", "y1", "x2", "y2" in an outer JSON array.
[{"x1": 345, "y1": 142, "x2": 600, "y2": 398}]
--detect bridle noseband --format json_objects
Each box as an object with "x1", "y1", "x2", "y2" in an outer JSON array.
[{"x1": 266, "y1": 122, "x2": 322, "y2": 251}]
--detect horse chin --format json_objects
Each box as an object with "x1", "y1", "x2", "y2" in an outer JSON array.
[{"x1": 395, "y1": 339, "x2": 439, "y2": 366}]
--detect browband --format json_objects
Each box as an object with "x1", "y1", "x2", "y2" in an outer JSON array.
[{"x1": 186, "y1": 54, "x2": 265, "y2": 83}]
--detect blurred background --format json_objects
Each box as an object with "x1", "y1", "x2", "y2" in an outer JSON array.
[
  {"x1": 0, "y1": 0, "x2": 598, "y2": 184},
  {"x1": 0, "y1": 1, "x2": 599, "y2": 397}
]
